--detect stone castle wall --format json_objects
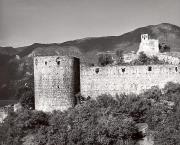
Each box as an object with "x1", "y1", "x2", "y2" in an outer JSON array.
[
  {"x1": 81, "y1": 65, "x2": 180, "y2": 99},
  {"x1": 34, "y1": 56, "x2": 80, "y2": 112},
  {"x1": 34, "y1": 56, "x2": 180, "y2": 112}
]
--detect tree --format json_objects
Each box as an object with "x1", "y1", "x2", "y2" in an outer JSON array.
[
  {"x1": 116, "y1": 49, "x2": 124, "y2": 65},
  {"x1": 133, "y1": 52, "x2": 164, "y2": 65},
  {"x1": 138, "y1": 52, "x2": 150, "y2": 65},
  {"x1": 2, "y1": 83, "x2": 180, "y2": 145},
  {"x1": 0, "y1": 110, "x2": 49, "y2": 145},
  {"x1": 16, "y1": 76, "x2": 34, "y2": 110},
  {"x1": 98, "y1": 54, "x2": 114, "y2": 66},
  {"x1": 159, "y1": 43, "x2": 171, "y2": 53}
]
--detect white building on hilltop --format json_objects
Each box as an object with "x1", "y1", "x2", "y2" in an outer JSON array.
[{"x1": 137, "y1": 34, "x2": 159, "y2": 56}]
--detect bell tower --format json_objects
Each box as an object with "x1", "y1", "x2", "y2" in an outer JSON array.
[{"x1": 141, "y1": 34, "x2": 149, "y2": 42}]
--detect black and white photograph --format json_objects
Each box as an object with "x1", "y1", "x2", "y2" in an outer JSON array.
[{"x1": 0, "y1": 0, "x2": 180, "y2": 144}]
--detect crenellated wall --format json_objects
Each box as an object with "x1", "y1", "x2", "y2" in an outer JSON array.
[
  {"x1": 34, "y1": 56, "x2": 80, "y2": 112},
  {"x1": 80, "y1": 65, "x2": 180, "y2": 99}
]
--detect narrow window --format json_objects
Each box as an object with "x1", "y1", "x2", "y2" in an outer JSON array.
[
  {"x1": 57, "y1": 61, "x2": 60, "y2": 65},
  {"x1": 122, "y1": 68, "x2": 125, "y2": 73},
  {"x1": 148, "y1": 66, "x2": 152, "y2": 71},
  {"x1": 35, "y1": 59, "x2": 38, "y2": 65},
  {"x1": 95, "y1": 68, "x2": 99, "y2": 74},
  {"x1": 56, "y1": 57, "x2": 60, "y2": 65},
  {"x1": 57, "y1": 85, "x2": 59, "y2": 88},
  {"x1": 45, "y1": 61, "x2": 47, "y2": 65},
  {"x1": 175, "y1": 67, "x2": 178, "y2": 72}
]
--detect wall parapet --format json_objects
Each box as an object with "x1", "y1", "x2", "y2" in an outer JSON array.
[{"x1": 81, "y1": 65, "x2": 179, "y2": 76}]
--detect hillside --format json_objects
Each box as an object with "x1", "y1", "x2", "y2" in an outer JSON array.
[
  {"x1": 0, "y1": 23, "x2": 180, "y2": 101},
  {"x1": 0, "y1": 47, "x2": 18, "y2": 56},
  {"x1": 59, "y1": 23, "x2": 180, "y2": 62}
]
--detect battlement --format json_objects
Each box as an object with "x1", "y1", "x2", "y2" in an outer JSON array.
[
  {"x1": 81, "y1": 65, "x2": 179, "y2": 76},
  {"x1": 34, "y1": 56, "x2": 76, "y2": 67},
  {"x1": 141, "y1": 34, "x2": 149, "y2": 42}
]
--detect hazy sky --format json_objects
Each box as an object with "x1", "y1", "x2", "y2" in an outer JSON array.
[{"x1": 0, "y1": 0, "x2": 180, "y2": 47}]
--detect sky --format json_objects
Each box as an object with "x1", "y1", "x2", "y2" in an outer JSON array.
[{"x1": 0, "y1": 0, "x2": 180, "y2": 47}]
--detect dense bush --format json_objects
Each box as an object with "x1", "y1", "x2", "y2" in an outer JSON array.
[
  {"x1": 159, "y1": 43, "x2": 171, "y2": 53},
  {"x1": 132, "y1": 52, "x2": 165, "y2": 65},
  {"x1": 116, "y1": 49, "x2": 124, "y2": 65},
  {"x1": 0, "y1": 96, "x2": 138, "y2": 145},
  {"x1": 98, "y1": 54, "x2": 114, "y2": 66},
  {"x1": 1, "y1": 83, "x2": 180, "y2": 145},
  {"x1": 16, "y1": 75, "x2": 34, "y2": 109},
  {"x1": 0, "y1": 110, "x2": 49, "y2": 145}
]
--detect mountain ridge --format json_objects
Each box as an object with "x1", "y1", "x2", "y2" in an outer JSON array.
[{"x1": 1, "y1": 23, "x2": 180, "y2": 55}]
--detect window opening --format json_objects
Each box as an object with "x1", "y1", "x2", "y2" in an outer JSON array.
[
  {"x1": 148, "y1": 66, "x2": 152, "y2": 71},
  {"x1": 95, "y1": 68, "x2": 99, "y2": 74}
]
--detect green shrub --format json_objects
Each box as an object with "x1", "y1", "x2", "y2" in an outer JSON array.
[{"x1": 98, "y1": 54, "x2": 114, "y2": 66}]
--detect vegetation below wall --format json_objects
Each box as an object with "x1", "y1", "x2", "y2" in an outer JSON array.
[
  {"x1": 98, "y1": 51, "x2": 166, "y2": 66},
  {"x1": 1, "y1": 82, "x2": 180, "y2": 145}
]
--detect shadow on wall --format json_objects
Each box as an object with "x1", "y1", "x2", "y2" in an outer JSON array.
[{"x1": 73, "y1": 58, "x2": 80, "y2": 106}]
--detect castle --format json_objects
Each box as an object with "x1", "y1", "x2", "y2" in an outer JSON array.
[
  {"x1": 34, "y1": 34, "x2": 180, "y2": 112},
  {"x1": 137, "y1": 34, "x2": 180, "y2": 65}
]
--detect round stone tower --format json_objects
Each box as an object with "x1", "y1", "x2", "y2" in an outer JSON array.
[{"x1": 34, "y1": 56, "x2": 80, "y2": 112}]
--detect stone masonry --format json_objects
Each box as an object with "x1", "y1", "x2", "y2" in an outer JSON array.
[
  {"x1": 80, "y1": 65, "x2": 180, "y2": 99},
  {"x1": 34, "y1": 56, "x2": 80, "y2": 112}
]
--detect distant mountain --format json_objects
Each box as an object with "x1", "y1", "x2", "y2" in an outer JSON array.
[
  {"x1": 59, "y1": 23, "x2": 180, "y2": 62},
  {"x1": 0, "y1": 23, "x2": 180, "y2": 102},
  {"x1": 0, "y1": 46, "x2": 18, "y2": 56},
  {"x1": 8, "y1": 23, "x2": 180, "y2": 63}
]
